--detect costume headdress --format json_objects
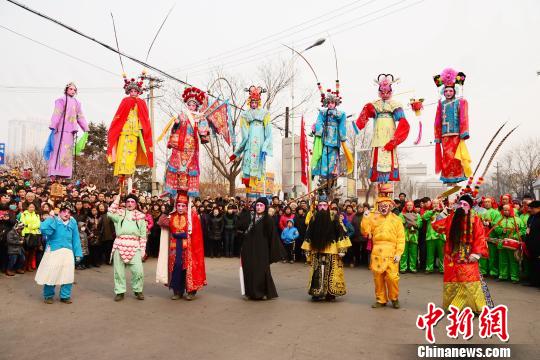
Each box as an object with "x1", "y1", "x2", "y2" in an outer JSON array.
[
  {"x1": 176, "y1": 191, "x2": 189, "y2": 206},
  {"x1": 182, "y1": 86, "x2": 206, "y2": 106},
  {"x1": 58, "y1": 201, "x2": 75, "y2": 213},
  {"x1": 433, "y1": 68, "x2": 466, "y2": 89},
  {"x1": 374, "y1": 73, "x2": 399, "y2": 93},
  {"x1": 123, "y1": 69, "x2": 147, "y2": 95},
  {"x1": 245, "y1": 85, "x2": 266, "y2": 107},
  {"x1": 64, "y1": 82, "x2": 77, "y2": 94},
  {"x1": 318, "y1": 80, "x2": 342, "y2": 107}
]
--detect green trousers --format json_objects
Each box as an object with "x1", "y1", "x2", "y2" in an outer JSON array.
[
  {"x1": 487, "y1": 242, "x2": 499, "y2": 277},
  {"x1": 426, "y1": 239, "x2": 444, "y2": 273},
  {"x1": 400, "y1": 241, "x2": 418, "y2": 272},
  {"x1": 498, "y1": 248, "x2": 519, "y2": 282},
  {"x1": 113, "y1": 250, "x2": 144, "y2": 295},
  {"x1": 479, "y1": 258, "x2": 488, "y2": 275}
]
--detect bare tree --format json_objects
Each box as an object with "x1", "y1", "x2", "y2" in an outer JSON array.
[
  {"x1": 491, "y1": 137, "x2": 540, "y2": 198},
  {"x1": 6, "y1": 148, "x2": 48, "y2": 177}
]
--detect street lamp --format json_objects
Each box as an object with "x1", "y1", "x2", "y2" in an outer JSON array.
[{"x1": 290, "y1": 38, "x2": 325, "y2": 197}]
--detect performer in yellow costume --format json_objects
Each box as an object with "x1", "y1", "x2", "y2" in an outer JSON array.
[
  {"x1": 362, "y1": 195, "x2": 405, "y2": 308},
  {"x1": 107, "y1": 71, "x2": 154, "y2": 194}
]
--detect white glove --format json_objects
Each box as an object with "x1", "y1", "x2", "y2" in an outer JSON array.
[
  {"x1": 393, "y1": 255, "x2": 401, "y2": 263},
  {"x1": 468, "y1": 254, "x2": 480, "y2": 263},
  {"x1": 338, "y1": 252, "x2": 346, "y2": 258}
]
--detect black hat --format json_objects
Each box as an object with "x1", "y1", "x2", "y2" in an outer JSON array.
[
  {"x1": 529, "y1": 200, "x2": 540, "y2": 209},
  {"x1": 256, "y1": 197, "x2": 269, "y2": 207},
  {"x1": 59, "y1": 201, "x2": 75, "y2": 213},
  {"x1": 125, "y1": 194, "x2": 139, "y2": 203},
  {"x1": 459, "y1": 194, "x2": 474, "y2": 208}
]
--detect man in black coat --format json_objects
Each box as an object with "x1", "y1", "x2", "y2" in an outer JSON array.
[
  {"x1": 525, "y1": 200, "x2": 540, "y2": 287},
  {"x1": 240, "y1": 197, "x2": 284, "y2": 300}
]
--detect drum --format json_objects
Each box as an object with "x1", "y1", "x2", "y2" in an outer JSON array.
[{"x1": 502, "y1": 238, "x2": 520, "y2": 250}]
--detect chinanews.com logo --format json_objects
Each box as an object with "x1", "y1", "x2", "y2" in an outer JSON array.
[{"x1": 415, "y1": 302, "x2": 511, "y2": 359}]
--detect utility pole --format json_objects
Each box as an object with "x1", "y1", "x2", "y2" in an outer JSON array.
[
  {"x1": 284, "y1": 107, "x2": 289, "y2": 138},
  {"x1": 144, "y1": 74, "x2": 164, "y2": 195}
]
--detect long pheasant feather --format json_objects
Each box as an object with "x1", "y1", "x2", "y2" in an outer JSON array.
[
  {"x1": 473, "y1": 122, "x2": 506, "y2": 177},
  {"x1": 480, "y1": 126, "x2": 519, "y2": 179}
]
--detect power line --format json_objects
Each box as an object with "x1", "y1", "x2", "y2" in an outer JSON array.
[
  {"x1": 3, "y1": 0, "x2": 246, "y2": 112},
  {"x1": 0, "y1": 24, "x2": 117, "y2": 76},
  {"x1": 169, "y1": 0, "x2": 379, "y2": 73},
  {"x1": 185, "y1": 0, "x2": 422, "y2": 77}
]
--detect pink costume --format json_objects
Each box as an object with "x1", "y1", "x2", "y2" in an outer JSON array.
[{"x1": 47, "y1": 95, "x2": 89, "y2": 178}]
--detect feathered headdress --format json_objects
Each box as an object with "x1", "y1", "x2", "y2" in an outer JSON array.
[
  {"x1": 374, "y1": 73, "x2": 399, "y2": 93},
  {"x1": 123, "y1": 69, "x2": 147, "y2": 95},
  {"x1": 245, "y1": 85, "x2": 266, "y2": 107},
  {"x1": 318, "y1": 80, "x2": 342, "y2": 107},
  {"x1": 433, "y1": 68, "x2": 466, "y2": 88},
  {"x1": 182, "y1": 86, "x2": 206, "y2": 106}
]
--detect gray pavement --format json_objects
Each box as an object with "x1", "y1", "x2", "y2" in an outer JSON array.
[{"x1": 1, "y1": 258, "x2": 539, "y2": 360}]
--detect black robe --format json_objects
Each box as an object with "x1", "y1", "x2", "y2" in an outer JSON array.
[{"x1": 241, "y1": 215, "x2": 284, "y2": 299}]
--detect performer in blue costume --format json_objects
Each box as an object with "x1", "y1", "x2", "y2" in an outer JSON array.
[
  {"x1": 230, "y1": 86, "x2": 272, "y2": 191},
  {"x1": 311, "y1": 81, "x2": 348, "y2": 185},
  {"x1": 35, "y1": 202, "x2": 82, "y2": 304}
]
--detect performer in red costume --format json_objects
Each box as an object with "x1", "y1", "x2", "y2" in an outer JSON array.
[
  {"x1": 356, "y1": 74, "x2": 410, "y2": 183},
  {"x1": 156, "y1": 191, "x2": 206, "y2": 300},
  {"x1": 433, "y1": 195, "x2": 490, "y2": 312},
  {"x1": 433, "y1": 68, "x2": 470, "y2": 184},
  {"x1": 107, "y1": 71, "x2": 154, "y2": 194}
]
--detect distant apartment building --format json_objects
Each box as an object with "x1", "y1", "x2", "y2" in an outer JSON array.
[{"x1": 6, "y1": 119, "x2": 49, "y2": 154}]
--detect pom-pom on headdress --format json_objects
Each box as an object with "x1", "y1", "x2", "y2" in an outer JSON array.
[
  {"x1": 123, "y1": 69, "x2": 147, "y2": 95},
  {"x1": 318, "y1": 80, "x2": 342, "y2": 107},
  {"x1": 182, "y1": 86, "x2": 206, "y2": 106},
  {"x1": 433, "y1": 68, "x2": 466, "y2": 88},
  {"x1": 374, "y1": 73, "x2": 399, "y2": 93},
  {"x1": 245, "y1": 85, "x2": 267, "y2": 107}
]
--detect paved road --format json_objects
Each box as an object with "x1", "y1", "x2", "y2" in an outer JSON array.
[{"x1": 1, "y1": 258, "x2": 539, "y2": 360}]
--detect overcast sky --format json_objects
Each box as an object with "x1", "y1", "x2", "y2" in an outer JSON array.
[{"x1": 1, "y1": 0, "x2": 539, "y2": 183}]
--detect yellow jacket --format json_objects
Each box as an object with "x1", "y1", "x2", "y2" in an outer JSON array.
[
  {"x1": 362, "y1": 212, "x2": 405, "y2": 273},
  {"x1": 20, "y1": 210, "x2": 41, "y2": 236}
]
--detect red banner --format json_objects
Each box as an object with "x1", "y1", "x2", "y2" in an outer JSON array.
[
  {"x1": 206, "y1": 102, "x2": 231, "y2": 145},
  {"x1": 300, "y1": 115, "x2": 308, "y2": 187}
]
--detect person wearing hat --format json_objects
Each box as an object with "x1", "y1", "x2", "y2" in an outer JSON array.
[
  {"x1": 5, "y1": 222, "x2": 26, "y2": 276},
  {"x1": 493, "y1": 204, "x2": 525, "y2": 283},
  {"x1": 302, "y1": 193, "x2": 352, "y2": 302},
  {"x1": 156, "y1": 191, "x2": 206, "y2": 300},
  {"x1": 399, "y1": 200, "x2": 422, "y2": 273},
  {"x1": 524, "y1": 200, "x2": 540, "y2": 287},
  {"x1": 35, "y1": 202, "x2": 82, "y2": 304},
  {"x1": 108, "y1": 194, "x2": 147, "y2": 301},
  {"x1": 433, "y1": 195, "x2": 489, "y2": 313},
  {"x1": 44, "y1": 82, "x2": 89, "y2": 179},
  {"x1": 240, "y1": 197, "x2": 284, "y2": 300},
  {"x1": 362, "y1": 196, "x2": 405, "y2": 309}
]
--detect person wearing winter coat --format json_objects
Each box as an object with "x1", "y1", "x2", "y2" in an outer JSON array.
[
  {"x1": 223, "y1": 205, "x2": 238, "y2": 257},
  {"x1": 206, "y1": 208, "x2": 224, "y2": 258},
  {"x1": 6, "y1": 222, "x2": 26, "y2": 276},
  {"x1": 280, "y1": 219, "x2": 299, "y2": 263}
]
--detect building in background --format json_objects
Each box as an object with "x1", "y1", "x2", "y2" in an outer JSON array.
[{"x1": 6, "y1": 119, "x2": 49, "y2": 155}]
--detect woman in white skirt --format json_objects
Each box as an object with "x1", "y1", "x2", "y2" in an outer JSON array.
[{"x1": 35, "y1": 202, "x2": 82, "y2": 304}]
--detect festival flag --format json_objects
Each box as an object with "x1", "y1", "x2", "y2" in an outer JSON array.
[
  {"x1": 300, "y1": 115, "x2": 309, "y2": 187},
  {"x1": 206, "y1": 100, "x2": 232, "y2": 145}
]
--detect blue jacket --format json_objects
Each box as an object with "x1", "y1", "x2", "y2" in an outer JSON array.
[
  {"x1": 40, "y1": 216, "x2": 83, "y2": 258},
  {"x1": 281, "y1": 223, "x2": 299, "y2": 244}
]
